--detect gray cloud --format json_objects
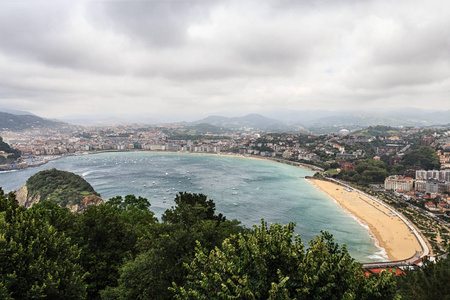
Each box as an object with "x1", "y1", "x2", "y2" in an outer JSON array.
[{"x1": 0, "y1": 0, "x2": 448, "y2": 121}]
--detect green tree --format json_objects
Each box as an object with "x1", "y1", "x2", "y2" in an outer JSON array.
[
  {"x1": 401, "y1": 146, "x2": 440, "y2": 170},
  {"x1": 0, "y1": 189, "x2": 87, "y2": 299},
  {"x1": 0, "y1": 189, "x2": 21, "y2": 223},
  {"x1": 397, "y1": 255, "x2": 450, "y2": 299},
  {"x1": 162, "y1": 192, "x2": 226, "y2": 227},
  {"x1": 102, "y1": 193, "x2": 246, "y2": 300},
  {"x1": 0, "y1": 137, "x2": 21, "y2": 160},
  {"x1": 75, "y1": 204, "x2": 136, "y2": 299},
  {"x1": 172, "y1": 221, "x2": 398, "y2": 300},
  {"x1": 340, "y1": 159, "x2": 389, "y2": 184},
  {"x1": 28, "y1": 200, "x2": 77, "y2": 234},
  {"x1": 107, "y1": 194, "x2": 158, "y2": 238}
]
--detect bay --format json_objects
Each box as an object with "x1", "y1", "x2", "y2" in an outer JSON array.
[{"x1": 0, "y1": 151, "x2": 387, "y2": 262}]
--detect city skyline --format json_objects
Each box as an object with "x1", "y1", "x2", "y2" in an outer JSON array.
[{"x1": 0, "y1": 0, "x2": 449, "y2": 122}]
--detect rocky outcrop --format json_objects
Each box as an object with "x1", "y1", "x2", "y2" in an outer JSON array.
[
  {"x1": 15, "y1": 185, "x2": 40, "y2": 208},
  {"x1": 15, "y1": 184, "x2": 104, "y2": 212},
  {"x1": 70, "y1": 195, "x2": 104, "y2": 212}
]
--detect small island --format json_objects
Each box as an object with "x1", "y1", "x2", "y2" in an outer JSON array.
[{"x1": 15, "y1": 168, "x2": 103, "y2": 212}]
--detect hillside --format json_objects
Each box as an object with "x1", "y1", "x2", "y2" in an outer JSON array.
[
  {"x1": 0, "y1": 136, "x2": 21, "y2": 164},
  {"x1": 267, "y1": 109, "x2": 450, "y2": 130},
  {"x1": 16, "y1": 168, "x2": 103, "y2": 211},
  {"x1": 190, "y1": 114, "x2": 307, "y2": 133},
  {"x1": 0, "y1": 111, "x2": 67, "y2": 131},
  {"x1": 191, "y1": 114, "x2": 282, "y2": 130},
  {"x1": 353, "y1": 125, "x2": 406, "y2": 138}
]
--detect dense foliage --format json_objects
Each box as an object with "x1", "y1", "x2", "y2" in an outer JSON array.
[
  {"x1": 0, "y1": 189, "x2": 87, "y2": 299},
  {"x1": 172, "y1": 222, "x2": 399, "y2": 299},
  {"x1": 401, "y1": 146, "x2": 440, "y2": 170},
  {"x1": 397, "y1": 255, "x2": 450, "y2": 300},
  {"x1": 26, "y1": 168, "x2": 100, "y2": 207},
  {"x1": 338, "y1": 159, "x2": 389, "y2": 184},
  {"x1": 354, "y1": 125, "x2": 404, "y2": 138},
  {"x1": 102, "y1": 192, "x2": 246, "y2": 299},
  {"x1": 0, "y1": 186, "x2": 448, "y2": 299},
  {"x1": 0, "y1": 137, "x2": 21, "y2": 162}
]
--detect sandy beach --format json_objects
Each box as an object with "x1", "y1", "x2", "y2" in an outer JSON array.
[{"x1": 309, "y1": 178, "x2": 422, "y2": 262}]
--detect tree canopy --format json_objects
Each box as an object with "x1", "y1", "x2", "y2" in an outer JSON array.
[
  {"x1": 26, "y1": 168, "x2": 100, "y2": 208},
  {"x1": 397, "y1": 255, "x2": 450, "y2": 299},
  {"x1": 102, "y1": 192, "x2": 246, "y2": 300},
  {"x1": 172, "y1": 221, "x2": 399, "y2": 300},
  {"x1": 0, "y1": 137, "x2": 21, "y2": 161},
  {"x1": 401, "y1": 146, "x2": 440, "y2": 170},
  {"x1": 0, "y1": 189, "x2": 87, "y2": 299},
  {"x1": 339, "y1": 159, "x2": 389, "y2": 184}
]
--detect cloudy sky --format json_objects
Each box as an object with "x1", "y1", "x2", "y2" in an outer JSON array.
[{"x1": 0, "y1": 0, "x2": 449, "y2": 122}]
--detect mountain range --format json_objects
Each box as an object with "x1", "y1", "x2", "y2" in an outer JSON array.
[
  {"x1": 0, "y1": 111, "x2": 68, "y2": 131},
  {"x1": 189, "y1": 114, "x2": 301, "y2": 131},
  {"x1": 268, "y1": 108, "x2": 450, "y2": 127},
  {"x1": 1, "y1": 108, "x2": 449, "y2": 133},
  {"x1": 185, "y1": 109, "x2": 450, "y2": 133}
]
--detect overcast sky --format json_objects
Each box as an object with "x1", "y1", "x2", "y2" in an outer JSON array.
[{"x1": 0, "y1": 0, "x2": 449, "y2": 122}]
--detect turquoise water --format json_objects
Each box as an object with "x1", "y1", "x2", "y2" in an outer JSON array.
[{"x1": 0, "y1": 152, "x2": 387, "y2": 262}]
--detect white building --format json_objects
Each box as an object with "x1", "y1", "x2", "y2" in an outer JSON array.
[
  {"x1": 415, "y1": 179, "x2": 427, "y2": 192},
  {"x1": 416, "y1": 170, "x2": 450, "y2": 181},
  {"x1": 384, "y1": 175, "x2": 414, "y2": 192}
]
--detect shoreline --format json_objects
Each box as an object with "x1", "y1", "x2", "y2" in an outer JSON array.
[
  {"x1": 1, "y1": 150, "x2": 322, "y2": 172},
  {"x1": 308, "y1": 177, "x2": 423, "y2": 262},
  {"x1": 81, "y1": 149, "x2": 322, "y2": 172},
  {"x1": 133, "y1": 150, "x2": 322, "y2": 171}
]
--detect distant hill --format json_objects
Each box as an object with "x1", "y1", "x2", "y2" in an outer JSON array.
[
  {"x1": 189, "y1": 114, "x2": 307, "y2": 132},
  {"x1": 162, "y1": 123, "x2": 230, "y2": 140},
  {"x1": 189, "y1": 123, "x2": 227, "y2": 134},
  {"x1": 309, "y1": 114, "x2": 407, "y2": 127},
  {"x1": 0, "y1": 111, "x2": 68, "y2": 131},
  {"x1": 305, "y1": 113, "x2": 449, "y2": 127},
  {"x1": 0, "y1": 136, "x2": 20, "y2": 156},
  {"x1": 191, "y1": 114, "x2": 281, "y2": 129},
  {"x1": 0, "y1": 108, "x2": 36, "y2": 116},
  {"x1": 353, "y1": 125, "x2": 406, "y2": 138},
  {"x1": 0, "y1": 136, "x2": 21, "y2": 164},
  {"x1": 15, "y1": 169, "x2": 103, "y2": 212},
  {"x1": 189, "y1": 109, "x2": 450, "y2": 133},
  {"x1": 268, "y1": 109, "x2": 450, "y2": 128}
]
